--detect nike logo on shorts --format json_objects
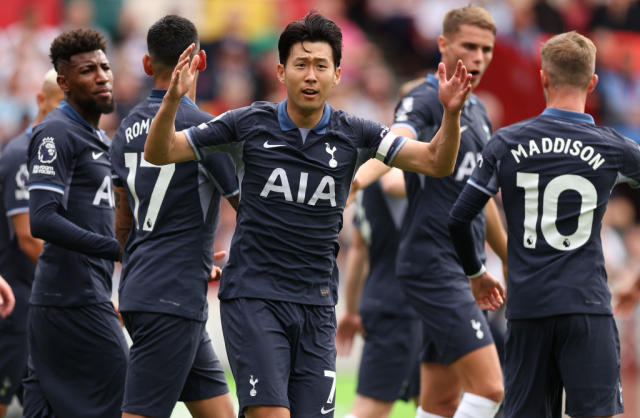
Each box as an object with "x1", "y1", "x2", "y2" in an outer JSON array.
[{"x1": 320, "y1": 406, "x2": 335, "y2": 415}]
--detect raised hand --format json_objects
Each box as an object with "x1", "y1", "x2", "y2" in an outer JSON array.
[
  {"x1": 469, "y1": 271, "x2": 506, "y2": 311},
  {"x1": 438, "y1": 60, "x2": 472, "y2": 115},
  {"x1": 166, "y1": 43, "x2": 200, "y2": 102}
]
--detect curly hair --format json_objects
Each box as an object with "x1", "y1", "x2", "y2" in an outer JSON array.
[{"x1": 50, "y1": 28, "x2": 107, "y2": 71}]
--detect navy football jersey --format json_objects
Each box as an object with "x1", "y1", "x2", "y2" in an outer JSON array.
[
  {"x1": 0, "y1": 128, "x2": 35, "y2": 331},
  {"x1": 111, "y1": 89, "x2": 239, "y2": 321},
  {"x1": 27, "y1": 102, "x2": 118, "y2": 306},
  {"x1": 393, "y1": 74, "x2": 491, "y2": 285},
  {"x1": 468, "y1": 107, "x2": 640, "y2": 319},
  {"x1": 185, "y1": 100, "x2": 405, "y2": 306},
  {"x1": 353, "y1": 181, "x2": 414, "y2": 317}
]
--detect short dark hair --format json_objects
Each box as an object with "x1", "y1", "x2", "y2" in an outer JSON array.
[
  {"x1": 50, "y1": 28, "x2": 107, "y2": 71},
  {"x1": 147, "y1": 15, "x2": 199, "y2": 69},
  {"x1": 278, "y1": 10, "x2": 342, "y2": 67}
]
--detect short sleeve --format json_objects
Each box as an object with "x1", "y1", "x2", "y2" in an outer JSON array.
[
  {"x1": 392, "y1": 82, "x2": 440, "y2": 141},
  {"x1": 199, "y1": 153, "x2": 239, "y2": 198},
  {"x1": 183, "y1": 109, "x2": 242, "y2": 160},
  {"x1": 0, "y1": 142, "x2": 30, "y2": 217},
  {"x1": 354, "y1": 117, "x2": 407, "y2": 167},
  {"x1": 28, "y1": 121, "x2": 74, "y2": 196}
]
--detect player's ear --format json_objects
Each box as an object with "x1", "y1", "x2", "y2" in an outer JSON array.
[
  {"x1": 437, "y1": 35, "x2": 448, "y2": 56},
  {"x1": 197, "y1": 50, "x2": 206, "y2": 71},
  {"x1": 587, "y1": 73, "x2": 598, "y2": 93},
  {"x1": 142, "y1": 54, "x2": 153, "y2": 76},
  {"x1": 277, "y1": 63, "x2": 285, "y2": 84},
  {"x1": 333, "y1": 65, "x2": 341, "y2": 87},
  {"x1": 56, "y1": 73, "x2": 69, "y2": 94}
]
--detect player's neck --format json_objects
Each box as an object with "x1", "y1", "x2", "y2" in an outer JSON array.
[
  {"x1": 285, "y1": 101, "x2": 324, "y2": 129},
  {"x1": 153, "y1": 75, "x2": 197, "y2": 102},
  {"x1": 545, "y1": 89, "x2": 587, "y2": 114},
  {"x1": 67, "y1": 99, "x2": 101, "y2": 128}
]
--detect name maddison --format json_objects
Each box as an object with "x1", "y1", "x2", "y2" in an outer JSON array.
[{"x1": 510, "y1": 137, "x2": 605, "y2": 170}]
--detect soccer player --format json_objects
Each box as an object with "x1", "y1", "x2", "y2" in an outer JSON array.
[
  {"x1": 23, "y1": 28, "x2": 128, "y2": 418},
  {"x1": 144, "y1": 11, "x2": 471, "y2": 418},
  {"x1": 449, "y1": 31, "x2": 632, "y2": 418},
  {"x1": 0, "y1": 68, "x2": 62, "y2": 418},
  {"x1": 336, "y1": 173, "x2": 421, "y2": 418},
  {"x1": 110, "y1": 15, "x2": 238, "y2": 418},
  {"x1": 352, "y1": 7, "x2": 507, "y2": 418}
]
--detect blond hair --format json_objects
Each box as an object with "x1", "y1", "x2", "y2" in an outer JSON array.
[
  {"x1": 541, "y1": 31, "x2": 596, "y2": 89},
  {"x1": 442, "y1": 6, "x2": 496, "y2": 37}
]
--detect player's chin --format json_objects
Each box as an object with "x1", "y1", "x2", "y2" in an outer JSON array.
[{"x1": 96, "y1": 99, "x2": 116, "y2": 115}]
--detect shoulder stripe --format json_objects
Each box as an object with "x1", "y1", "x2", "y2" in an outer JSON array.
[{"x1": 28, "y1": 183, "x2": 65, "y2": 195}]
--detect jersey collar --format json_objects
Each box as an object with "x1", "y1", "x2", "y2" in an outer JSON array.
[
  {"x1": 277, "y1": 100, "x2": 331, "y2": 134},
  {"x1": 59, "y1": 101, "x2": 99, "y2": 132},
  {"x1": 425, "y1": 73, "x2": 478, "y2": 105},
  {"x1": 148, "y1": 89, "x2": 198, "y2": 109},
  {"x1": 542, "y1": 107, "x2": 595, "y2": 125}
]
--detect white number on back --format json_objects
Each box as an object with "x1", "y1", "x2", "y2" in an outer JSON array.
[
  {"x1": 124, "y1": 152, "x2": 175, "y2": 231},
  {"x1": 516, "y1": 172, "x2": 597, "y2": 251}
]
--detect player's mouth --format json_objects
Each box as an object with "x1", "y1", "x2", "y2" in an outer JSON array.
[
  {"x1": 469, "y1": 70, "x2": 481, "y2": 80},
  {"x1": 95, "y1": 89, "x2": 112, "y2": 100},
  {"x1": 301, "y1": 88, "x2": 319, "y2": 99}
]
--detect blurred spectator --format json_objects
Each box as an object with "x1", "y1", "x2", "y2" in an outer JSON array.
[{"x1": 590, "y1": 0, "x2": 640, "y2": 32}]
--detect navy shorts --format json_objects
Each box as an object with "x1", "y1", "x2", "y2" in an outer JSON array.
[
  {"x1": 121, "y1": 311, "x2": 229, "y2": 417},
  {"x1": 504, "y1": 314, "x2": 623, "y2": 418},
  {"x1": 22, "y1": 303, "x2": 128, "y2": 418},
  {"x1": 357, "y1": 311, "x2": 421, "y2": 402},
  {"x1": 221, "y1": 298, "x2": 337, "y2": 417},
  {"x1": 400, "y1": 277, "x2": 494, "y2": 365}
]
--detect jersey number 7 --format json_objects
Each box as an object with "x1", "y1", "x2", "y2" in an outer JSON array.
[{"x1": 124, "y1": 152, "x2": 175, "y2": 232}]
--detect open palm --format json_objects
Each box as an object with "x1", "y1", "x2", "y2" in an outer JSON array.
[
  {"x1": 438, "y1": 60, "x2": 472, "y2": 114},
  {"x1": 166, "y1": 43, "x2": 200, "y2": 102}
]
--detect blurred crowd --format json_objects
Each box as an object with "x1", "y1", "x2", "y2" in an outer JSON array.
[{"x1": 2, "y1": 1, "x2": 640, "y2": 411}]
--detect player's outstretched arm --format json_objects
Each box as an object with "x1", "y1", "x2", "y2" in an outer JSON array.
[
  {"x1": 145, "y1": 44, "x2": 199, "y2": 165},
  {"x1": 336, "y1": 227, "x2": 368, "y2": 356},
  {"x1": 391, "y1": 60, "x2": 471, "y2": 176},
  {"x1": 0, "y1": 275, "x2": 15, "y2": 318}
]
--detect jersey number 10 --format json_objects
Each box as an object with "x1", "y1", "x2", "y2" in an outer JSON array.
[
  {"x1": 516, "y1": 172, "x2": 597, "y2": 251},
  {"x1": 124, "y1": 152, "x2": 175, "y2": 231}
]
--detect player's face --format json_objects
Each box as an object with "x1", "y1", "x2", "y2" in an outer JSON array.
[
  {"x1": 277, "y1": 41, "x2": 341, "y2": 124},
  {"x1": 59, "y1": 49, "x2": 114, "y2": 117},
  {"x1": 440, "y1": 24, "x2": 495, "y2": 89}
]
